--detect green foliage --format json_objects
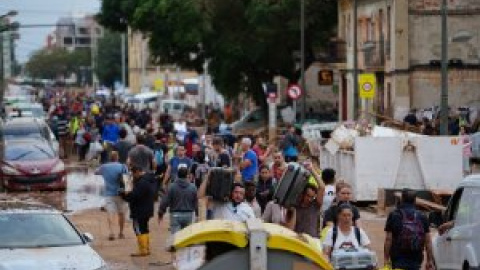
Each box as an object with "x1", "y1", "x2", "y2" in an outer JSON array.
[
  {"x1": 25, "y1": 48, "x2": 90, "y2": 81},
  {"x1": 96, "y1": 30, "x2": 124, "y2": 88},
  {"x1": 98, "y1": 0, "x2": 337, "y2": 104}
]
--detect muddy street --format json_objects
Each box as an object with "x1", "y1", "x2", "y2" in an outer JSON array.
[
  {"x1": 0, "y1": 163, "x2": 387, "y2": 269},
  {"x1": 0, "y1": 164, "x2": 174, "y2": 269}
]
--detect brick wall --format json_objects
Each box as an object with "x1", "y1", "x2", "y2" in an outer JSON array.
[{"x1": 410, "y1": 69, "x2": 480, "y2": 109}]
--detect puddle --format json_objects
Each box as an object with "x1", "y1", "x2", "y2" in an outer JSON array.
[{"x1": 0, "y1": 165, "x2": 106, "y2": 213}]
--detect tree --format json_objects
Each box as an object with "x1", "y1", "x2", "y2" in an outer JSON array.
[
  {"x1": 95, "y1": 30, "x2": 124, "y2": 88},
  {"x1": 25, "y1": 47, "x2": 90, "y2": 82},
  {"x1": 97, "y1": 0, "x2": 337, "y2": 105}
]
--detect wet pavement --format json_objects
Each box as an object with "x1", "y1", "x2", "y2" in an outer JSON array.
[{"x1": 0, "y1": 163, "x2": 106, "y2": 213}]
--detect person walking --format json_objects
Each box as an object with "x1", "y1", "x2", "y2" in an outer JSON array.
[
  {"x1": 158, "y1": 164, "x2": 198, "y2": 234},
  {"x1": 94, "y1": 151, "x2": 128, "y2": 240},
  {"x1": 238, "y1": 137, "x2": 258, "y2": 183},
  {"x1": 256, "y1": 165, "x2": 276, "y2": 213},
  {"x1": 113, "y1": 128, "x2": 134, "y2": 165},
  {"x1": 162, "y1": 144, "x2": 193, "y2": 189},
  {"x1": 323, "y1": 204, "x2": 371, "y2": 258},
  {"x1": 198, "y1": 181, "x2": 255, "y2": 222},
  {"x1": 280, "y1": 125, "x2": 299, "y2": 162},
  {"x1": 119, "y1": 146, "x2": 157, "y2": 257},
  {"x1": 384, "y1": 189, "x2": 434, "y2": 270}
]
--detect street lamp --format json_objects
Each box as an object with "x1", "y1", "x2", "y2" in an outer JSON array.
[
  {"x1": 439, "y1": 0, "x2": 448, "y2": 135},
  {"x1": 0, "y1": 11, "x2": 18, "y2": 20},
  {"x1": 0, "y1": 10, "x2": 18, "y2": 118},
  {"x1": 300, "y1": 0, "x2": 306, "y2": 122}
]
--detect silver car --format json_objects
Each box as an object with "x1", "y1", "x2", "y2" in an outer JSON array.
[{"x1": 0, "y1": 201, "x2": 107, "y2": 270}]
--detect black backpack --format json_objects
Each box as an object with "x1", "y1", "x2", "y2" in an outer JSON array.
[
  {"x1": 332, "y1": 226, "x2": 362, "y2": 248},
  {"x1": 396, "y1": 209, "x2": 426, "y2": 253}
]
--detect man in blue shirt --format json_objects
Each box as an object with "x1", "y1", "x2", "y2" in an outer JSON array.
[
  {"x1": 95, "y1": 151, "x2": 128, "y2": 241},
  {"x1": 239, "y1": 137, "x2": 258, "y2": 182},
  {"x1": 162, "y1": 144, "x2": 193, "y2": 189},
  {"x1": 101, "y1": 116, "x2": 120, "y2": 163}
]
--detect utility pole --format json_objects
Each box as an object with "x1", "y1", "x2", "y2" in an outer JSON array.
[
  {"x1": 300, "y1": 0, "x2": 306, "y2": 122},
  {"x1": 439, "y1": 0, "x2": 449, "y2": 135},
  {"x1": 121, "y1": 33, "x2": 126, "y2": 87},
  {"x1": 353, "y1": 0, "x2": 359, "y2": 120}
]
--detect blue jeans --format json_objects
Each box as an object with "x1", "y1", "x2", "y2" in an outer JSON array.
[{"x1": 170, "y1": 212, "x2": 194, "y2": 234}]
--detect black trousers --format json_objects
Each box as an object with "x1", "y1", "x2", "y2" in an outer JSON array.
[{"x1": 132, "y1": 217, "x2": 150, "y2": 235}]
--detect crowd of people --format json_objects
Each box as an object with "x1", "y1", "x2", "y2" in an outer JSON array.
[{"x1": 42, "y1": 91, "x2": 439, "y2": 270}]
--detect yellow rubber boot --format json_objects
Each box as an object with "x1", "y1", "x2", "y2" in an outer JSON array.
[
  {"x1": 131, "y1": 234, "x2": 150, "y2": 257},
  {"x1": 145, "y1": 234, "x2": 151, "y2": 255}
]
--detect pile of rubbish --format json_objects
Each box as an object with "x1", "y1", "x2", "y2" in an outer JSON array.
[{"x1": 302, "y1": 120, "x2": 423, "y2": 156}]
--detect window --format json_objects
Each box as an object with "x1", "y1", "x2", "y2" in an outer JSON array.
[
  {"x1": 78, "y1": 27, "x2": 88, "y2": 35},
  {"x1": 63, "y1": 37, "x2": 73, "y2": 45},
  {"x1": 445, "y1": 188, "x2": 464, "y2": 222}
]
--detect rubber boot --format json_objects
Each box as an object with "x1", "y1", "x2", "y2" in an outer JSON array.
[
  {"x1": 130, "y1": 234, "x2": 150, "y2": 257},
  {"x1": 145, "y1": 233, "x2": 150, "y2": 255}
]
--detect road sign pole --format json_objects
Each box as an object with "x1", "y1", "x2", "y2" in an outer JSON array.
[{"x1": 293, "y1": 100, "x2": 297, "y2": 122}]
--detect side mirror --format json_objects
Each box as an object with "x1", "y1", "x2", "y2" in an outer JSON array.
[
  {"x1": 83, "y1": 232, "x2": 94, "y2": 243},
  {"x1": 429, "y1": 211, "x2": 444, "y2": 228}
]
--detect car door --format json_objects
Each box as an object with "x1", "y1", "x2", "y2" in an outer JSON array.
[
  {"x1": 447, "y1": 188, "x2": 474, "y2": 270},
  {"x1": 435, "y1": 188, "x2": 463, "y2": 270}
]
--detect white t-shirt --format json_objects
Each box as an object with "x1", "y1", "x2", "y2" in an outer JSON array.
[
  {"x1": 323, "y1": 226, "x2": 370, "y2": 251},
  {"x1": 322, "y1": 184, "x2": 336, "y2": 212},
  {"x1": 211, "y1": 201, "x2": 255, "y2": 222}
]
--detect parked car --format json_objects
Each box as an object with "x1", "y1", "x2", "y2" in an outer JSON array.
[
  {"x1": 430, "y1": 174, "x2": 480, "y2": 270},
  {"x1": 6, "y1": 102, "x2": 47, "y2": 120},
  {"x1": 1, "y1": 139, "x2": 66, "y2": 191},
  {"x1": 0, "y1": 201, "x2": 107, "y2": 270},
  {"x1": 2, "y1": 117, "x2": 59, "y2": 155}
]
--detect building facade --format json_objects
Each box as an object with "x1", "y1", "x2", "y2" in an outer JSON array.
[
  {"x1": 338, "y1": 0, "x2": 480, "y2": 121},
  {"x1": 55, "y1": 15, "x2": 103, "y2": 51}
]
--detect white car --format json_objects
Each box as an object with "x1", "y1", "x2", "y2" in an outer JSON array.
[
  {"x1": 431, "y1": 174, "x2": 480, "y2": 270},
  {"x1": 0, "y1": 201, "x2": 107, "y2": 270}
]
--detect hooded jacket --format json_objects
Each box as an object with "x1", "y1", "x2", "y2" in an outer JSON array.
[
  {"x1": 122, "y1": 173, "x2": 156, "y2": 219},
  {"x1": 158, "y1": 178, "x2": 198, "y2": 218}
]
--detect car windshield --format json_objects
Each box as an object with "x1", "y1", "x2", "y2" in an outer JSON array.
[
  {"x1": 5, "y1": 144, "x2": 54, "y2": 161},
  {"x1": 0, "y1": 213, "x2": 84, "y2": 248},
  {"x1": 2, "y1": 126, "x2": 43, "y2": 140}
]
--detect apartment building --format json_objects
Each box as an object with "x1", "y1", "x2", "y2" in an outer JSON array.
[
  {"x1": 55, "y1": 15, "x2": 103, "y2": 51},
  {"x1": 338, "y1": 0, "x2": 480, "y2": 121}
]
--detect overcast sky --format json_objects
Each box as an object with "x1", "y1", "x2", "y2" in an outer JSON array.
[{"x1": 0, "y1": 0, "x2": 100, "y2": 63}]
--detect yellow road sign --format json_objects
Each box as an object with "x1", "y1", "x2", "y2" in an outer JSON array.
[
  {"x1": 359, "y1": 73, "x2": 376, "y2": 99},
  {"x1": 154, "y1": 78, "x2": 164, "y2": 92}
]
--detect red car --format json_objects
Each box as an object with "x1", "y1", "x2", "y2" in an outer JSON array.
[{"x1": 1, "y1": 139, "x2": 66, "y2": 191}]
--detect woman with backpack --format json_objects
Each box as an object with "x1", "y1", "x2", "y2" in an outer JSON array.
[{"x1": 323, "y1": 204, "x2": 371, "y2": 258}]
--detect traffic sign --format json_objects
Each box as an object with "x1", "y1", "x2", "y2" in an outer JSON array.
[
  {"x1": 359, "y1": 73, "x2": 376, "y2": 99},
  {"x1": 286, "y1": 84, "x2": 302, "y2": 100}
]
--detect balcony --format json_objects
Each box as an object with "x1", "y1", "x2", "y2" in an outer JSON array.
[
  {"x1": 315, "y1": 40, "x2": 346, "y2": 63},
  {"x1": 361, "y1": 41, "x2": 385, "y2": 69}
]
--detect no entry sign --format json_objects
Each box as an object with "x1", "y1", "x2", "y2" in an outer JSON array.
[{"x1": 286, "y1": 84, "x2": 302, "y2": 100}]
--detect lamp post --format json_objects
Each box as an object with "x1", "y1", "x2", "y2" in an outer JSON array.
[
  {"x1": 0, "y1": 10, "x2": 18, "y2": 117},
  {"x1": 353, "y1": 0, "x2": 359, "y2": 120},
  {"x1": 300, "y1": 0, "x2": 306, "y2": 122},
  {"x1": 439, "y1": 0, "x2": 448, "y2": 135}
]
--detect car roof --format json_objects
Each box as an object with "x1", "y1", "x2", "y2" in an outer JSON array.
[
  {"x1": 4, "y1": 117, "x2": 46, "y2": 126},
  {"x1": 5, "y1": 138, "x2": 51, "y2": 146},
  {"x1": 459, "y1": 174, "x2": 480, "y2": 188},
  {"x1": 0, "y1": 200, "x2": 59, "y2": 214}
]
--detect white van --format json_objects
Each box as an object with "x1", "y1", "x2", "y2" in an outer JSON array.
[
  {"x1": 159, "y1": 99, "x2": 188, "y2": 119},
  {"x1": 431, "y1": 174, "x2": 480, "y2": 270},
  {"x1": 130, "y1": 92, "x2": 161, "y2": 110}
]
